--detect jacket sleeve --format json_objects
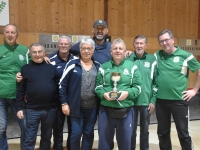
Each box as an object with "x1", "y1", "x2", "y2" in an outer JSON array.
[
  {"x1": 59, "y1": 63, "x2": 74, "y2": 104},
  {"x1": 95, "y1": 67, "x2": 107, "y2": 100},
  {"x1": 70, "y1": 42, "x2": 81, "y2": 56},
  {"x1": 16, "y1": 68, "x2": 26, "y2": 111},
  {"x1": 126, "y1": 65, "x2": 142, "y2": 99},
  {"x1": 150, "y1": 57, "x2": 158, "y2": 105}
]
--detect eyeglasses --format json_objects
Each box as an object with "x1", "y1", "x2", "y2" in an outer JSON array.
[
  {"x1": 159, "y1": 37, "x2": 173, "y2": 45},
  {"x1": 31, "y1": 50, "x2": 44, "y2": 55},
  {"x1": 80, "y1": 47, "x2": 93, "y2": 51}
]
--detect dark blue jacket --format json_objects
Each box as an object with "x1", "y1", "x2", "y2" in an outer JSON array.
[
  {"x1": 59, "y1": 58, "x2": 101, "y2": 117},
  {"x1": 48, "y1": 50, "x2": 78, "y2": 78},
  {"x1": 71, "y1": 39, "x2": 112, "y2": 64}
]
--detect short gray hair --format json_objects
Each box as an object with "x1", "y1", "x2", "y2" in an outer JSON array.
[
  {"x1": 111, "y1": 38, "x2": 126, "y2": 49},
  {"x1": 79, "y1": 37, "x2": 95, "y2": 50},
  {"x1": 58, "y1": 36, "x2": 72, "y2": 45},
  {"x1": 134, "y1": 35, "x2": 147, "y2": 44},
  {"x1": 3, "y1": 24, "x2": 18, "y2": 35},
  {"x1": 29, "y1": 43, "x2": 45, "y2": 51}
]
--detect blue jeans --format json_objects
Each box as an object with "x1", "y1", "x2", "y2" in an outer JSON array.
[
  {"x1": 70, "y1": 108, "x2": 97, "y2": 150},
  {"x1": 98, "y1": 106, "x2": 134, "y2": 150},
  {"x1": 0, "y1": 98, "x2": 26, "y2": 150},
  {"x1": 131, "y1": 106, "x2": 150, "y2": 150},
  {"x1": 23, "y1": 108, "x2": 56, "y2": 150}
]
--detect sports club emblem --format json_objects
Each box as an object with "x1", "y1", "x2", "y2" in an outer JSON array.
[
  {"x1": 19, "y1": 54, "x2": 24, "y2": 61},
  {"x1": 173, "y1": 56, "x2": 179, "y2": 62},
  {"x1": 144, "y1": 62, "x2": 150, "y2": 68},
  {"x1": 123, "y1": 69, "x2": 129, "y2": 75}
]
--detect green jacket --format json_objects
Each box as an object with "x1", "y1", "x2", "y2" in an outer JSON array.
[
  {"x1": 0, "y1": 41, "x2": 31, "y2": 99},
  {"x1": 95, "y1": 59, "x2": 142, "y2": 108},
  {"x1": 129, "y1": 52, "x2": 157, "y2": 105}
]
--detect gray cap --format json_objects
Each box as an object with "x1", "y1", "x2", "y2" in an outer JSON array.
[{"x1": 93, "y1": 20, "x2": 107, "y2": 27}]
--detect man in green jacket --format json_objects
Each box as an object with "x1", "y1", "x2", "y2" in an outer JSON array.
[
  {"x1": 129, "y1": 35, "x2": 157, "y2": 150},
  {"x1": 0, "y1": 24, "x2": 30, "y2": 150},
  {"x1": 95, "y1": 38, "x2": 142, "y2": 150}
]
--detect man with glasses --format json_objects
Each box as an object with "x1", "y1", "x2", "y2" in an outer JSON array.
[
  {"x1": 16, "y1": 43, "x2": 58, "y2": 149},
  {"x1": 48, "y1": 36, "x2": 78, "y2": 150},
  {"x1": 154, "y1": 29, "x2": 200, "y2": 150}
]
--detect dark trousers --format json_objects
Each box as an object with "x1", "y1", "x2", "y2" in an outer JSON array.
[
  {"x1": 131, "y1": 106, "x2": 150, "y2": 150},
  {"x1": 156, "y1": 99, "x2": 194, "y2": 150},
  {"x1": 98, "y1": 106, "x2": 134, "y2": 150},
  {"x1": 23, "y1": 108, "x2": 56, "y2": 150},
  {"x1": 0, "y1": 98, "x2": 26, "y2": 150},
  {"x1": 70, "y1": 108, "x2": 97, "y2": 150},
  {"x1": 53, "y1": 106, "x2": 71, "y2": 150}
]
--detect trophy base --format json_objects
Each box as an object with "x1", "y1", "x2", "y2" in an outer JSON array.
[{"x1": 109, "y1": 92, "x2": 121, "y2": 99}]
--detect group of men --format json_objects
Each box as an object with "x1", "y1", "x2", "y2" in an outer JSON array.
[{"x1": 0, "y1": 20, "x2": 199, "y2": 150}]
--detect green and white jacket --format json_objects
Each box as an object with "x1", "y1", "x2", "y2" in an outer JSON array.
[
  {"x1": 129, "y1": 52, "x2": 158, "y2": 106},
  {"x1": 95, "y1": 59, "x2": 142, "y2": 108},
  {"x1": 0, "y1": 41, "x2": 31, "y2": 99}
]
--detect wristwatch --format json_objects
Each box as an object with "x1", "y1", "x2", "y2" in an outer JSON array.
[{"x1": 61, "y1": 103, "x2": 68, "y2": 106}]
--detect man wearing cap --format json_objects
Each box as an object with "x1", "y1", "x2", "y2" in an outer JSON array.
[{"x1": 70, "y1": 20, "x2": 112, "y2": 64}]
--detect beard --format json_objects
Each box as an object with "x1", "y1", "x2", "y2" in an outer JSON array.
[{"x1": 94, "y1": 34, "x2": 106, "y2": 41}]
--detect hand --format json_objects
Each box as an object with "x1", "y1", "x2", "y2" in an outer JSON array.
[
  {"x1": 117, "y1": 91, "x2": 128, "y2": 101},
  {"x1": 16, "y1": 72, "x2": 23, "y2": 82},
  {"x1": 103, "y1": 92, "x2": 115, "y2": 101},
  {"x1": 148, "y1": 103, "x2": 155, "y2": 114},
  {"x1": 17, "y1": 110, "x2": 24, "y2": 119},
  {"x1": 125, "y1": 50, "x2": 133, "y2": 58},
  {"x1": 62, "y1": 104, "x2": 70, "y2": 115},
  {"x1": 182, "y1": 89, "x2": 197, "y2": 101},
  {"x1": 44, "y1": 57, "x2": 51, "y2": 64}
]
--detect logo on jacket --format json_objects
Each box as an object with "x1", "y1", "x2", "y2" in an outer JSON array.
[
  {"x1": 144, "y1": 62, "x2": 150, "y2": 68},
  {"x1": 51, "y1": 61, "x2": 56, "y2": 65},
  {"x1": 173, "y1": 57, "x2": 179, "y2": 63},
  {"x1": 123, "y1": 69, "x2": 129, "y2": 75},
  {"x1": 19, "y1": 54, "x2": 24, "y2": 61}
]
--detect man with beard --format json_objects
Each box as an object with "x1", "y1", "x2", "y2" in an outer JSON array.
[{"x1": 71, "y1": 20, "x2": 112, "y2": 64}]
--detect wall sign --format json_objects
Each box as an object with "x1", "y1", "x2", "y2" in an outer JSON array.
[
  {"x1": 178, "y1": 39, "x2": 200, "y2": 56},
  {"x1": 0, "y1": 0, "x2": 9, "y2": 26},
  {"x1": 39, "y1": 34, "x2": 90, "y2": 55}
]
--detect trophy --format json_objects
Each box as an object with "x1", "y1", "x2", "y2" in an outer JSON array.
[{"x1": 110, "y1": 72, "x2": 121, "y2": 98}]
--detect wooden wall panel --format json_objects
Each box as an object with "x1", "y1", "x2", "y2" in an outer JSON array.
[
  {"x1": 93, "y1": 0, "x2": 104, "y2": 21},
  {"x1": 1, "y1": 0, "x2": 199, "y2": 50},
  {"x1": 18, "y1": 0, "x2": 28, "y2": 32},
  {"x1": 35, "y1": 0, "x2": 45, "y2": 33}
]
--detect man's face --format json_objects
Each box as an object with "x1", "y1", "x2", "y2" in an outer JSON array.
[
  {"x1": 92, "y1": 25, "x2": 108, "y2": 41},
  {"x1": 111, "y1": 43, "x2": 126, "y2": 61},
  {"x1": 133, "y1": 38, "x2": 147, "y2": 57},
  {"x1": 58, "y1": 38, "x2": 71, "y2": 54},
  {"x1": 30, "y1": 46, "x2": 46, "y2": 63},
  {"x1": 3, "y1": 25, "x2": 18, "y2": 46},
  {"x1": 158, "y1": 33, "x2": 174, "y2": 54}
]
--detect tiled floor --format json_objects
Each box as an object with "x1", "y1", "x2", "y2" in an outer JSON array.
[{"x1": 8, "y1": 120, "x2": 200, "y2": 150}]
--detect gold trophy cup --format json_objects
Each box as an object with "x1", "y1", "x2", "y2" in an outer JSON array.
[{"x1": 110, "y1": 72, "x2": 121, "y2": 98}]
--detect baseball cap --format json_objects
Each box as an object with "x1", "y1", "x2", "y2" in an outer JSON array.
[{"x1": 93, "y1": 20, "x2": 108, "y2": 28}]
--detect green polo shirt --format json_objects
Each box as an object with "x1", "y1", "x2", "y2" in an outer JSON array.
[{"x1": 154, "y1": 46, "x2": 200, "y2": 100}]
